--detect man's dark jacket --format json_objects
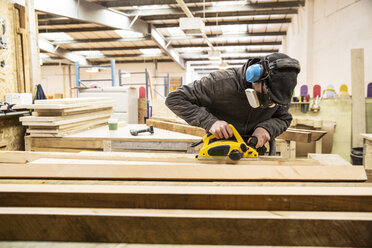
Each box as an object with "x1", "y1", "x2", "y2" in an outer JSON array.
[{"x1": 165, "y1": 56, "x2": 298, "y2": 139}]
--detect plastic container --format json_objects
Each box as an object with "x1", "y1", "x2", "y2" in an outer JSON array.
[
  {"x1": 108, "y1": 118, "x2": 118, "y2": 131},
  {"x1": 350, "y1": 147, "x2": 363, "y2": 165}
]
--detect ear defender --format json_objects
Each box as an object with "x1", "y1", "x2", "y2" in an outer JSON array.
[{"x1": 245, "y1": 64, "x2": 263, "y2": 82}]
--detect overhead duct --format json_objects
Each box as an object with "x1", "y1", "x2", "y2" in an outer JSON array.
[{"x1": 179, "y1": 17, "x2": 205, "y2": 36}]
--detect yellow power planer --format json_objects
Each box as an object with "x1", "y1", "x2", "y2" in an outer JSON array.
[{"x1": 193, "y1": 124, "x2": 258, "y2": 161}]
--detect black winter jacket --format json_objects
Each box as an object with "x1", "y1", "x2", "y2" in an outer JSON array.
[{"x1": 165, "y1": 65, "x2": 293, "y2": 139}]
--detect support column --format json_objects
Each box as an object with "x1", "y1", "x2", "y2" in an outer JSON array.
[
  {"x1": 351, "y1": 48, "x2": 366, "y2": 148},
  {"x1": 25, "y1": 0, "x2": 40, "y2": 91}
]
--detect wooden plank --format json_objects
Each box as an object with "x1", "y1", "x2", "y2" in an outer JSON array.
[
  {"x1": 20, "y1": 108, "x2": 112, "y2": 122},
  {"x1": 27, "y1": 121, "x2": 107, "y2": 137},
  {"x1": 34, "y1": 97, "x2": 113, "y2": 105},
  {"x1": 1, "y1": 184, "x2": 371, "y2": 211},
  {"x1": 351, "y1": 48, "x2": 366, "y2": 147},
  {"x1": 24, "y1": 137, "x2": 103, "y2": 150},
  {"x1": 277, "y1": 128, "x2": 311, "y2": 142},
  {"x1": 14, "y1": 98, "x2": 115, "y2": 110},
  {"x1": 0, "y1": 151, "x2": 321, "y2": 166},
  {"x1": 0, "y1": 208, "x2": 371, "y2": 246},
  {"x1": 21, "y1": 111, "x2": 112, "y2": 126},
  {"x1": 27, "y1": 116, "x2": 109, "y2": 131},
  {"x1": 146, "y1": 118, "x2": 206, "y2": 137},
  {"x1": 0, "y1": 161, "x2": 367, "y2": 181}
]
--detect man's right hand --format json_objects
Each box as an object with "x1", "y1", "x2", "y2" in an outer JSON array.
[{"x1": 209, "y1": 120, "x2": 233, "y2": 139}]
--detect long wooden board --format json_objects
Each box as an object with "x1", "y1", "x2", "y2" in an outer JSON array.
[
  {"x1": 0, "y1": 208, "x2": 371, "y2": 246},
  {"x1": 0, "y1": 151, "x2": 319, "y2": 165},
  {"x1": 14, "y1": 99, "x2": 115, "y2": 110},
  {"x1": 146, "y1": 118, "x2": 206, "y2": 137},
  {"x1": 21, "y1": 111, "x2": 112, "y2": 126},
  {"x1": 20, "y1": 108, "x2": 112, "y2": 122},
  {"x1": 0, "y1": 161, "x2": 367, "y2": 181},
  {"x1": 1, "y1": 184, "x2": 371, "y2": 211}
]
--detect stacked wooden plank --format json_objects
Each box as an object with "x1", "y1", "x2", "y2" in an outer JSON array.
[
  {"x1": 0, "y1": 151, "x2": 371, "y2": 246},
  {"x1": 17, "y1": 97, "x2": 115, "y2": 137}
]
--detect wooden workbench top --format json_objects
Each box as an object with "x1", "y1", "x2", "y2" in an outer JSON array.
[{"x1": 66, "y1": 124, "x2": 202, "y2": 142}]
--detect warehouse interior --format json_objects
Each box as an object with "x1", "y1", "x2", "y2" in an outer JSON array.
[{"x1": 0, "y1": 0, "x2": 372, "y2": 247}]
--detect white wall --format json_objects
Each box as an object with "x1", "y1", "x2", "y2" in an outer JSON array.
[{"x1": 285, "y1": 0, "x2": 372, "y2": 97}]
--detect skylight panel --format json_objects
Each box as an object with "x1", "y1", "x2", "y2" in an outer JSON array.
[
  {"x1": 139, "y1": 48, "x2": 162, "y2": 55},
  {"x1": 39, "y1": 32, "x2": 73, "y2": 42},
  {"x1": 221, "y1": 25, "x2": 248, "y2": 34},
  {"x1": 73, "y1": 50, "x2": 103, "y2": 58},
  {"x1": 114, "y1": 30, "x2": 144, "y2": 38},
  {"x1": 212, "y1": 1, "x2": 246, "y2": 6},
  {"x1": 167, "y1": 27, "x2": 186, "y2": 37},
  {"x1": 181, "y1": 47, "x2": 202, "y2": 53}
]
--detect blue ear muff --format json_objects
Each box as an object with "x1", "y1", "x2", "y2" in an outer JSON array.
[{"x1": 245, "y1": 64, "x2": 263, "y2": 82}]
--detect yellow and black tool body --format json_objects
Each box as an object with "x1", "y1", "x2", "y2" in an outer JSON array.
[{"x1": 195, "y1": 124, "x2": 258, "y2": 161}]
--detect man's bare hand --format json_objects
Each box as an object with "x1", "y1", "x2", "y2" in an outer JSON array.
[
  {"x1": 251, "y1": 127, "x2": 270, "y2": 148},
  {"x1": 209, "y1": 120, "x2": 233, "y2": 139}
]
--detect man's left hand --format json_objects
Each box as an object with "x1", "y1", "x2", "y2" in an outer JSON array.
[{"x1": 251, "y1": 127, "x2": 270, "y2": 148}]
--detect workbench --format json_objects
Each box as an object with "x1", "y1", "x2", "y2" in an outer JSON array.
[
  {"x1": 24, "y1": 123, "x2": 295, "y2": 157},
  {"x1": 0, "y1": 151, "x2": 370, "y2": 247},
  {"x1": 25, "y1": 124, "x2": 202, "y2": 153}
]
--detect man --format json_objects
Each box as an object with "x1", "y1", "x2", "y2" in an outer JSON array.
[{"x1": 165, "y1": 52, "x2": 300, "y2": 149}]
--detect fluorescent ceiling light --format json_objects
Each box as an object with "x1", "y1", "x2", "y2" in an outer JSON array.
[
  {"x1": 139, "y1": 48, "x2": 162, "y2": 55},
  {"x1": 137, "y1": 5, "x2": 169, "y2": 10},
  {"x1": 39, "y1": 32, "x2": 73, "y2": 42},
  {"x1": 114, "y1": 30, "x2": 144, "y2": 38},
  {"x1": 73, "y1": 50, "x2": 103, "y2": 57},
  {"x1": 212, "y1": 1, "x2": 246, "y2": 6},
  {"x1": 167, "y1": 27, "x2": 186, "y2": 37},
  {"x1": 208, "y1": 50, "x2": 221, "y2": 61},
  {"x1": 221, "y1": 24, "x2": 247, "y2": 35},
  {"x1": 224, "y1": 46, "x2": 247, "y2": 52},
  {"x1": 181, "y1": 47, "x2": 202, "y2": 53}
]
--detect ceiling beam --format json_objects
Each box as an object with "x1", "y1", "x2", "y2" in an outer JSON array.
[
  {"x1": 38, "y1": 27, "x2": 116, "y2": 33},
  {"x1": 123, "y1": 1, "x2": 304, "y2": 16},
  {"x1": 37, "y1": 9, "x2": 298, "y2": 24},
  {"x1": 38, "y1": 19, "x2": 291, "y2": 33},
  {"x1": 34, "y1": 0, "x2": 149, "y2": 34},
  {"x1": 39, "y1": 38, "x2": 88, "y2": 65},
  {"x1": 96, "y1": 0, "x2": 305, "y2": 8},
  {"x1": 151, "y1": 26, "x2": 185, "y2": 69},
  {"x1": 95, "y1": 0, "x2": 240, "y2": 7},
  {"x1": 154, "y1": 18, "x2": 292, "y2": 28},
  {"x1": 67, "y1": 41, "x2": 282, "y2": 52},
  {"x1": 167, "y1": 32, "x2": 287, "y2": 40},
  {"x1": 142, "y1": 9, "x2": 298, "y2": 21},
  {"x1": 49, "y1": 32, "x2": 286, "y2": 45}
]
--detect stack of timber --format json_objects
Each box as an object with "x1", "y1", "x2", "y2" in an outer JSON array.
[
  {"x1": 0, "y1": 150, "x2": 371, "y2": 246},
  {"x1": 16, "y1": 98, "x2": 115, "y2": 137}
]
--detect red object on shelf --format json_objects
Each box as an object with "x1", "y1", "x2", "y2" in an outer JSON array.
[
  {"x1": 313, "y1": 84, "x2": 321, "y2": 98},
  {"x1": 139, "y1": 86, "x2": 146, "y2": 98}
]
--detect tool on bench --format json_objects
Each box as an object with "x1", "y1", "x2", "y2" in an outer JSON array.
[
  {"x1": 130, "y1": 125, "x2": 154, "y2": 136},
  {"x1": 0, "y1": 102, "x2": 15, "y2": 114},
  {"x1": 191, "y1": 124, "x2": 258, "y2": 161},
  {"x1": 192, "y1": 124, "x2": 277, "y2": 161}
]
